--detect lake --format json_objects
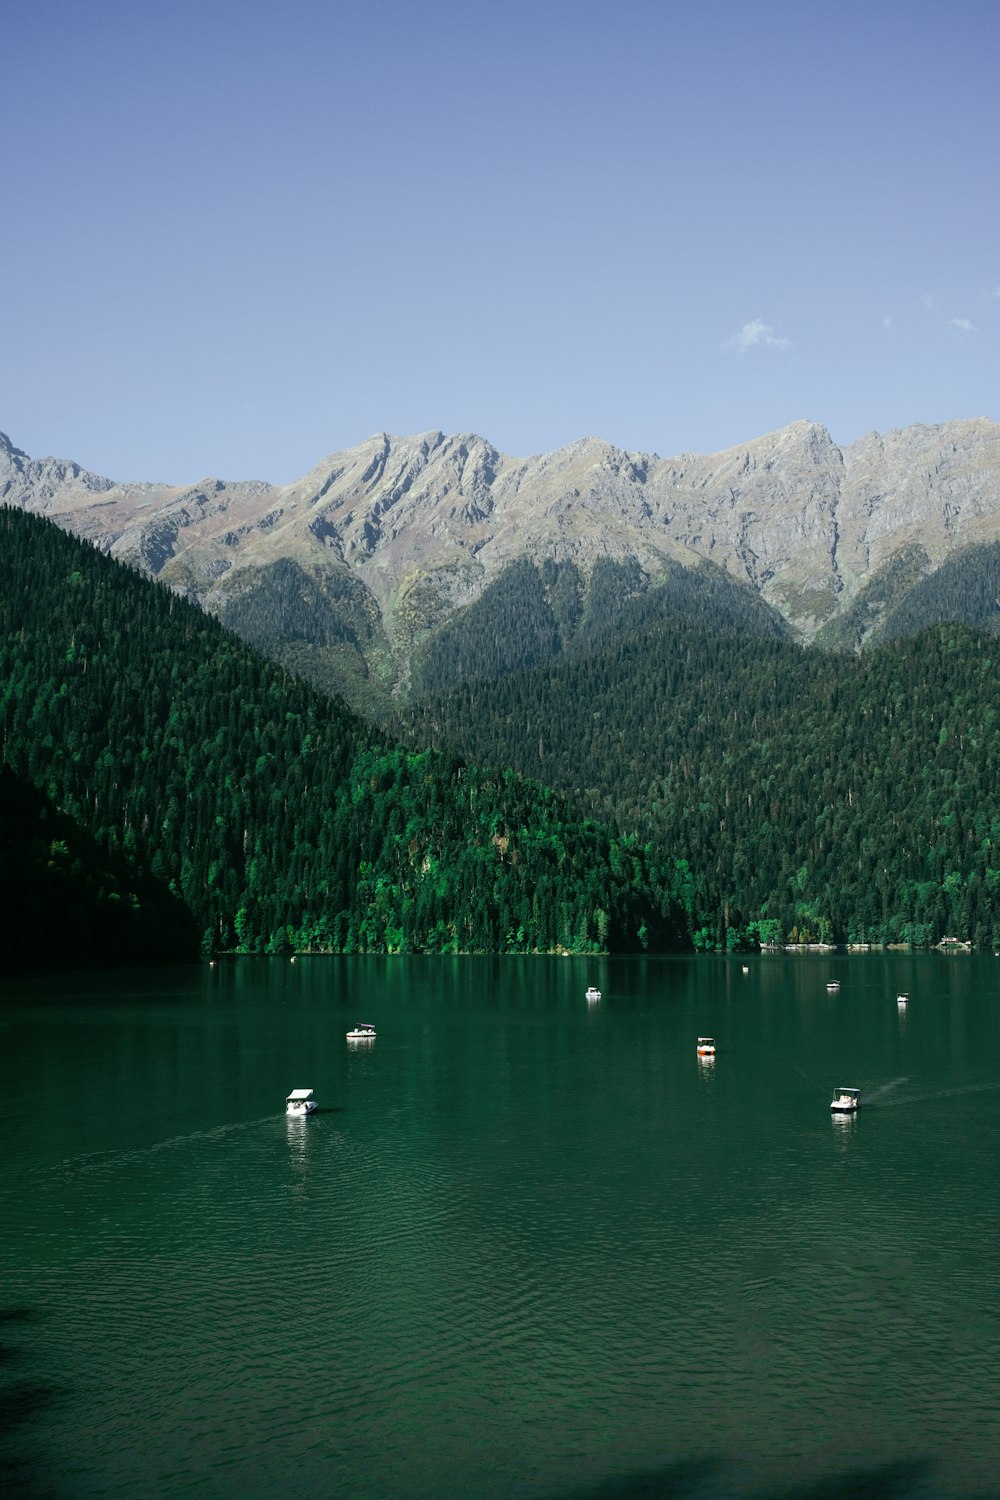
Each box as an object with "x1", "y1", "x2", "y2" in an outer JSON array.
[{"x1": 2, "y1": 953, "x2": 999, "y2": 1499}]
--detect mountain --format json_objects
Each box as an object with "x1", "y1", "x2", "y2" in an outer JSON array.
[{"x1": 5, "y1": 418, "x2": 1000, "y2": 706}]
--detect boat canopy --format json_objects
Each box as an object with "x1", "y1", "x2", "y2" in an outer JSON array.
[
  {"x1": 834, "y1": 1087, "x2": 860, "y2": 1097},
  {"x1": 697, "y1": 1037, "x2": 715, "y2": 1044},
  {"x1": 286, "y1": 1089, "x2": 314, "y2": 1101}
]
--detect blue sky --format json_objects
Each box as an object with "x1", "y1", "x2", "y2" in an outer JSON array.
[{"x1": 4, "y1": 0, "x2": 999, "y2": 482}]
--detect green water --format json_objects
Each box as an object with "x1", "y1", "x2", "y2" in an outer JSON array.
[{"x1": 2, "y1": 954, "x2": 999, "y2": 1499}]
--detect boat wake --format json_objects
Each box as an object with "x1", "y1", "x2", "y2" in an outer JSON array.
[
  {"x1": 895, "y1": 1080, "x2": 1000, "y2": 1106},
  {"x1": 867, "y1": 1078, "x2": 1000, "y2": 1109},
  {"x1": 862, "y1": 1077, "x2": 909, "y2": 1104},
  {"x1": 51, "y1": 1116, "x2": 276, "y2": 1179}
]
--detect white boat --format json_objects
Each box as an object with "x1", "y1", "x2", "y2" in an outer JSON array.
[
  {"x1": 286, "y1": 1088, "x2": 317, "y2": 1116},
  {"x1": 897, "y1": 991, "x2": 909, "y2": 1005},
  {"x1": 585, "y1": 986, "x2": 601, "y2": 1002},
  {"x1": 826, "y1": 980, "x2": 841, "y2": 991},
  {"x1": 696, "y1": 1036, "x2": 716, "y2": 1056},
  {"x1": 346, "y1": 1022, "x2": 377, "y2": 1041},
  {"x1": 830, "y1": 1086, "x2": 861, "y2": 1113}
]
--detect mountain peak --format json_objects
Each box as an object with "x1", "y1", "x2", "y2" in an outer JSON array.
[{"x1": 0, "y1": 431, "x2": 29, "y2": 462}]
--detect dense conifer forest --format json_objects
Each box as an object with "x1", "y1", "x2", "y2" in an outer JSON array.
[
  {"x1": 412, "y1": 556, "x2": 788, "y2": 697},
  {"x1": 0, "y1": 507, "x2": 685, "y2": 962},
  {"x1": 399, "y1": 615, "x2": 1000, "y2": 949},
  {"x1": 813, "y1": 541, "x2": 1000, "y2": 653},
  {"x1": 877, "y1": 541, "x2": 1000, "y2": 644}
]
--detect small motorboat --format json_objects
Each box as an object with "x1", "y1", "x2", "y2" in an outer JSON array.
[
  {"x1": 897, "y1": 991, "x2": 909, "y2": 1005},
  {"x1": 346, "y1": 1022, "x2": 377, "y2": 1042},
  {"x1": 286, "y1": 1088, "x2": 317, "y2": 1116},
  {"x1": 696, "y1": 1036, "x2": 716, "y2": 1056},
  {"x1": 826, "y1": 980, "x2": 841, "y2": 991},
  {"x1": 585, "y1": 986, "x2": 601, "y2": 1002},
  {"x1": 830, "y1": 1086, "x2": 861, "y2": 1113}
]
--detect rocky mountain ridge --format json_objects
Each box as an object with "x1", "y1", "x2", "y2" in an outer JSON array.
[{"x1": 4, "y1": 418, "x2": 1000, "y2": 695}]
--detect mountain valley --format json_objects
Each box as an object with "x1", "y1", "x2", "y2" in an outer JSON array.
[{"x1": 6, "y1": 419, "x2": 1000, "y2": 710}]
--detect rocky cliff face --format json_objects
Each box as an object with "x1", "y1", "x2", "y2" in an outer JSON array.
[{"x1": 5, "y1": 417, "x2": 1000, "y2": 678}]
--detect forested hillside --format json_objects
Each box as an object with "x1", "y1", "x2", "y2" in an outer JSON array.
[
  {"x1": 876, "y1": 541, "x2": 1000, "y2": 644},
  {"x1": 412, "y1": 556, "x2": 788, "y2": 698},
  {"x1": 812, "y1": 544, "x2": 931, "y2": 652},
  {"x1": 399, "y1": 620, "x2": 1000, "y2": 949},
  {"x1": 218, "y1": 557, "x2": 396, "y2": 713},
  {"x1": 0, "y1": 507, "x2": 686, "y2": 958}
]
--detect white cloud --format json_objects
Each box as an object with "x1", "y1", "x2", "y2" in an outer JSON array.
[
  {"x1": 882, "y1": 315, "x2": 893, "y2": 331},
  {"x1": 949, "y1": 317, "x2": 975, "y2": 335},
  {"x1": 920, "y1": 292, "x2": 936, "y2": 310},
  {"x1": 724, "y1": 319, "x2": 791, "y2": 355}
]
